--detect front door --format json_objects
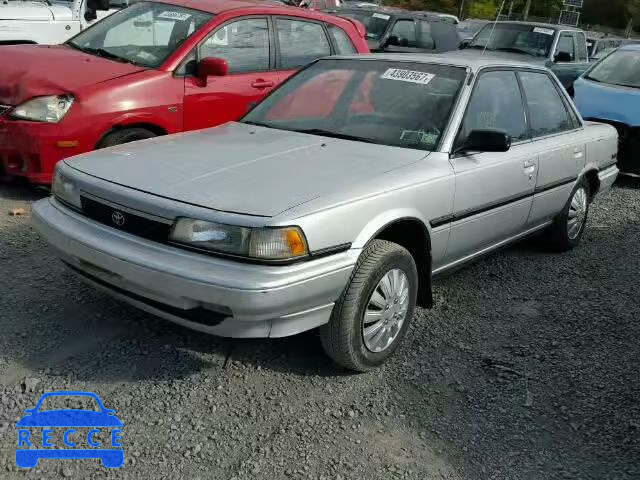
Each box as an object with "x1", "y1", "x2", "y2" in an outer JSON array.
[
  {"x1": 444, "y1": 70, "x2": 538, "y2": 264},
  {"x1": 183, "y1": 16, "x2": 279, "y2": 131},
  {"x1": 382, "y1": 19, "x2": 419, "y2": 53},
  {"x1": 551, "y1": 31, "x2": 590, "y2": 89}
]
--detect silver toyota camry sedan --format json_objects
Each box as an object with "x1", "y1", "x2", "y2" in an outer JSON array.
[{"x1": 33, "y1": 54, "x2": 619, "y2": 371}]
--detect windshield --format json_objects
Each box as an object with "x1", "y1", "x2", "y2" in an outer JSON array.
[
  {"x1": 338, "y1": 11, "x2": 390, "y2": 39},
  {"x1": 468, "y1": 23, "x2": 554, "y2": 58},
  {"x1": 37, "y1": 395, "x2": 100, "y2": 412},
  {"x1": 586, "y1": 49, "x2": 640, "y2": 88},
  {"x1": 67, "y1": 1, "x2": 212, "y2": 68},
  {"x1": 242, "y1": 59, "x2": 467, "y2": 151}
]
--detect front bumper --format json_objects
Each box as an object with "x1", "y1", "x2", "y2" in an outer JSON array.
[
  {"x1": 32, "y1": 198, "x2": 358, "y2": 338},
  {"x1": 0, "y1": 117, "x2": 86, "y2": 184}
]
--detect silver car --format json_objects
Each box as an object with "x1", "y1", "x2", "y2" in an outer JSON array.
[{"x1": 33, "y1": 54, "x2": 618, "y2": 371}]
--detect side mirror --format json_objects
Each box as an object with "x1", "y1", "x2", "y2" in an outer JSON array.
[
  {"x1": 197, "y1": 57, "x2": 228, "y2": 85},
  {"x1": 554, "y1": 51, "x2": 572, "y2": 62},
  {"x1": 86, "y1": 0, "x2": 110, "y2": 11},
  {"x1": 459, "y1": 39, "x2": 470, "y2": 49},
  {"x1": 455, "y1": 129, "x2": 511, "y2": 154},
  {"x1": 384, "y1": 35, "x2": 400, "y2": 48},
  {"x1": 84, "y1": 10, "x2": 97, "y2": 21}
]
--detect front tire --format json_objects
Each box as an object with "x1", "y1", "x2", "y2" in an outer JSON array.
[
  {"x1": 96, "y1": 127, "x2": 157, "y2": 149},
  {"x1": 544, "y1": 177, "x2": 590, "y2": 251},
  {"x1": 320, "y1": 240, "x2": 418, "y2": 372}
]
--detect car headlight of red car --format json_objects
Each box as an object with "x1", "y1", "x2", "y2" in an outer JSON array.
[
  {"x1": 10, "y1": 95, "x2": 74, "y2": 123},
  {"x1": 169, "y1": 218, "x2": 308, "y2": 261}
]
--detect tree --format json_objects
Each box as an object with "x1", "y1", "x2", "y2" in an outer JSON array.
[{"x1": 625, "y1": 0, "x2": 640, "y2": 35}]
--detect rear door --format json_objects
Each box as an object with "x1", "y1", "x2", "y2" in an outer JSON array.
[
  {"x1": 273, "y1": 17, "x2": 332, "y2": 85},
  {"x1": 444, "y1": 69, "x2": 537, "y2": 264},
  {"x1": 183, "y1": 16, "x2": 278, "y2": 131},
  {"x1": 518, "y1": 70, "x2": 584, "y2": 225}
]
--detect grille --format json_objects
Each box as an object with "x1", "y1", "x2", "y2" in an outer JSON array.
[
  {"x1": 0, "y1": 105, "x2": 11, "y2": 116},
  {"x1": 80, "y1": 196, "x2": 171, "y2": 243}
]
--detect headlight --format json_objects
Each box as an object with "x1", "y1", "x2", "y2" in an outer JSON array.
[
  {"x1": 52, "y1": 165, "x2": 81, "y2": 210},
  {"x1": 10, "y1": 95, "x2": 74, "y2": 123},
  {"x1": 169, "y1": 218, "x2": 308, "y2": 261}
]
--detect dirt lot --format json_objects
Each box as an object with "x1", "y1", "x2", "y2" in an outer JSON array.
[{"x1": 0, "y1": 180, "x2": 638, "y2": 480}]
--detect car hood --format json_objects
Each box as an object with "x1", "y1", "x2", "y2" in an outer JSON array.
[
  {"x1": 451, "y1": 48, "x2": 547, "y2": 65},
  {"x1": 0, "y1": 2, "x2": 54, "y2": 20},
  {"x1": 16, "y1": 410, "x2": 123, "y2": 427},
  {"x1": 0, "y1": 45, "x2": 146, "y2": 106},
  {"x1": 573, "y1": 77, "x2": 640, "y2": 127},
  {"x1": 66, "y1": 122, "x2": 425, "y2": 217}
]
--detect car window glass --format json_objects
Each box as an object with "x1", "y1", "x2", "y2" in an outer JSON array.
[
  {"x1": 575, "y1": 32, "x2": 588, "y2": 62},
  {"x1": 459, "y1": 70, "x2": 527, "y2": 144},
  {"x1": 276, "y1": 19, "x2": 331, "y2": 70},
  {"x1": 556, "y1": 33, "x2": 575, "y2": 61},
  {"x1": 586, "y1": 49, "x2": 640, "y2": 88},
  {"x1": 200, "y1": 18, "x2": 270, "y2": 74},
  {"x1": 37, "y1": 395, "x2": 100, "y2": 412},
  {"x1": 327, "y1": 24, "x2": 356, "y2": 54},
  {"x1": 519, "y1": 72, "x2": 573, "y2": 137},
  {"x1": 418, "y1": 20, "x2": 435, "y2": 49},
  {"x1": 389, "y1": 20, "x2": 416, "y2": 47}
]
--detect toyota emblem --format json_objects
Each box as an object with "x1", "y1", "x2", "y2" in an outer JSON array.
[{"x1": 111, "y1": 211, "x2": 126, "y2": 227}]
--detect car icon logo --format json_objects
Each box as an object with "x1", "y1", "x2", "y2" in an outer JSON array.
[
  {"x1": 15, "y1": 391, "x2": 124, "y2": 469},
  {"x1": 111, "y1": 211, "x2": 126, "y2": 227}
]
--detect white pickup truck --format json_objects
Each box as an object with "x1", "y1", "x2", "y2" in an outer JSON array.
[{"x1": 0, "y1": 0, "x2": 123, "y2": 45}]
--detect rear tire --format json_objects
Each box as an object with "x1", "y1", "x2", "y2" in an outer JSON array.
[
  {"x1": 320, "y1": 240, "x2": 418, "y2": 372},
  {"x1": 543, "y1": 177, "x2": 590, "y2": 251},
  {"x1": 96, "y1": 128, "x2": 157, "y2": 149}
]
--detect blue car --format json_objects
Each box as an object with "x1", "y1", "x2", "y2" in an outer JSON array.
[
  {"x1": 573, "y1": 44, "x2": 640, "y2": 174},
  {"x1": 15, "y1": 391, "x2": 123, "y2": 468}
]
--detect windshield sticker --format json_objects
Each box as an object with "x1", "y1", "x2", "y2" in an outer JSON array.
[
  {"x1": 400, "y1": 129, "x2": 439, "y2": 146},
  {"x1": 381, "y1": 68, "x2": 435, "y2": 85},
  {"x1": 372, "y1": 13, "x2": 390, "y2": 20},
  {"x1": 157, "y1": 11, "x2": 191, "y2": 21},
  {"x1": 532, "y1": 27, "x2": 554, "y2": 36}
]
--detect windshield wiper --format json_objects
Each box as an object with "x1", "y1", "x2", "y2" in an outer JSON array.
[
  {"x1": 242, "y1": 120, "x2": 271, "y2": 128},
  {"x1": 464, "y1": 44, "x2": 487, "y2": 49},
  {"x1": 584, "y1": 75, "x2": 602, "y2": 83},
  {"x1": 492, "y1": 47, "x2": 538, "y2": 57},
  {"x1": 292, "y1": 129, "x2": 375, "y2": 144},
  {"x1": 66, "y1": 43, "x2": 140, "y2": 65}
]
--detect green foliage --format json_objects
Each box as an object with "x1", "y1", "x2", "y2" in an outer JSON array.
[{"x1": 468, "y1": 0, "x2": 498, "y2": 18}]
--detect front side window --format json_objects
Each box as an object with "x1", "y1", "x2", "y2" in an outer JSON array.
[
  {"x1": 555, "y1": 33, "x2": 576, "y2": 61},
  {"x1": 418, "y1": 20, "x2": 435, "y2": 49},
  {"x1": 327, "y1": 24, "x2": 356, "y2": 55},
  {"x1": 575, "y1": 32, "x2": 588, "y2": 62},
  {"x1": 200, "y1": 18, "x2": 270, "y2": 74},
  {"x1": 67, "y1": 2, "x2": 212, "y2": 68},
  {"x1": 519, "y1": 72, "x2": 573, "y2": 137},
  {"x1": 242, "y1": 59, "x2": 467, "y2": 151},
  {"x1": 467, "y1": 23, "x2": 554, "y2": 58},
  {"x1": 459, "y1": 70, "x2": 528, "y2": 144},
  {"x1": 586, "y1": 49, "x2": 640, "y2": 88},
  {"x1": 276, "y1": 19, "x2": 331, "y2": 70},
  {"x1": 389, "y1": 20, "x2": 417, "y2": 47},
  {"x1": 338, "y1": 11, "x2": 390, "y2": 40}
]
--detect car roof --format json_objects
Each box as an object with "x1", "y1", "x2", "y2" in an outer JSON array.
[
  {"x1": 329, "y1": 52, "x2": 550, "y2": 72},
  {"x1": 146, "y1": 0, "x2": 320, "y2": 15},
  {"x1": 489, "y1": 20, "x2": 582, "y2": 32},
  {"x1": 620, "y1": 43, "x2": 640, "y2": 51},
  {"x1": 334, "y1": 6, "x2": 457, "y2": 23}
]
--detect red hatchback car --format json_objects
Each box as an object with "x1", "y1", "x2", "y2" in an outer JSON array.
[{"x1": 0, "y1": 0, "x2": 367, "y2": 184}]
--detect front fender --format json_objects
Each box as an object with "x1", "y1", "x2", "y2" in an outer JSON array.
[{"x1": 352, "y1": 208, "x2": 432, "y2": 249}]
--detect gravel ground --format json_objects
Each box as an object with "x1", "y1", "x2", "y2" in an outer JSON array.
[{"x1": 0, "y1": 179, "x2": 638, "y2": 480}]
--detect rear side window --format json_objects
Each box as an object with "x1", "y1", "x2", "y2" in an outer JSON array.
[
  {"x1": 327, "y1": 24, "x2": 356, "y2": 54},
  {"x1": 276, "y1": 19, "x2": 331, "y2": 69},
  {"x1": 459, "y1": 70, "x2": 528, "y2": 143},
  {"x1": 389, "y1": 19, "x2": 417, "y2": 47},
  {"x1": 417, "y1": 20, "x2": 435, "y2": 49},
  {"x1": 200, "y1": 18, "x2": 270, "y2": 74},
  {"x1": 519, "y1": 71, "x2": 573, "y2": 137},
  {"x1": 575, "y1": 32, "x2": 588, "y2": 62}
]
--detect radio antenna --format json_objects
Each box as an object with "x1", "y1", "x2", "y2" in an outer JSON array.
[{"x1": 483, "y1": 0, "x2": 507, "y2": 55}]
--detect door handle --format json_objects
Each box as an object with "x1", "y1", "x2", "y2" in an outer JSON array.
[
  {"x1": 251, "y1": 80, "x2": 275, "y2": 89},
  {"x1": 523, "y1": 160, "x2": 535, "y2": 168}
]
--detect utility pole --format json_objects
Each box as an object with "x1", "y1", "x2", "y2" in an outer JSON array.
[
  {"x1": 508, "y1": 0, "x2": 515, "y2": 19},
  {"x1": 458, "y1": 0, "x2": 464, "y2": 20},
  {"x1": 523, "y1": 0, "x2": 532, "y2": 20}
]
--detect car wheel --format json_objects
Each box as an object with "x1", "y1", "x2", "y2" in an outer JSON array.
[
  {"x1": 544, "y1": 177, "x2": 590, "y2": 251},
  {"x1": 96, "y1": 127, "x2": 157, "y2": 149},
  {"x1": 320, "y1": 240, "x2": 418, "y2": 372}
]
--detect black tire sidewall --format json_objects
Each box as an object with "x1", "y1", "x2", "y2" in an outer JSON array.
[
  {"x1": 97, "y1": 128, "x2": 156, "y2": 149},
  {"x1": 348, "y1": 247, "x2": 418, "y2": 369}
]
